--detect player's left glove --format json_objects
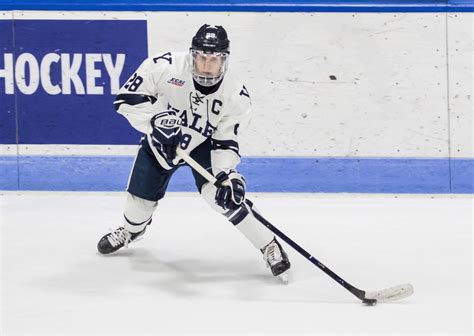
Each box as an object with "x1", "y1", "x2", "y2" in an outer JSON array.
[
  {"x1": 150, "y1": 111, "x2": 182, "y2": 166},
  {"x1": 215, "y1": 170, "x2": 246, "y2": 210}
]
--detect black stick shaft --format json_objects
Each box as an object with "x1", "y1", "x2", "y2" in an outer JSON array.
[{"x1": 248, "y1": 204, "x2": 365, "y2": 301}]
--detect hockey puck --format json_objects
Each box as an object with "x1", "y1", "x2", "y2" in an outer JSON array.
[
  {"x1": 329, "y1": 75, "x2": 337, "y2": 80},
  {"x1": 362, "y1": 299, "x2": 377, "y2": 306}
]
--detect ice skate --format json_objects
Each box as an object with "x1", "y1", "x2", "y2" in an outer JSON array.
[
  {"x1": 97, "y1": 226, "x2": 147, "y2": 254},
  {"x1": 261, "y1": 238, "x2": 291, "y2": 284}
]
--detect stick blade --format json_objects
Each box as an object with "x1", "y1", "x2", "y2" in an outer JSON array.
[{"x1": 364, "y1": 283, "x2": 414, "y2": 302}]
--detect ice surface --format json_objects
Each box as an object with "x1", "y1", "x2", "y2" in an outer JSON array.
[{"x1": 1, "y1": 192, "x2": 472, "y2": 335}]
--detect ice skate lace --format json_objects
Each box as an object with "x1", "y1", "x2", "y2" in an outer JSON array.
[
  {"x1": 263, "y1": 242, "x2": 282, "y2": 266},
  {"x1": 108, "y1": 228, "x2": 131, "y2": 247}
]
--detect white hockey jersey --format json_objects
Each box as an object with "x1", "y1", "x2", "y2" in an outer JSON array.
[{"x1": 115, "y1": 51, "x2": 252, "y2": 174}]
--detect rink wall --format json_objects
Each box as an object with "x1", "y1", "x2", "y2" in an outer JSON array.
[{"x1": 0, "y1": 3, "x2": 473, "y2": 193}]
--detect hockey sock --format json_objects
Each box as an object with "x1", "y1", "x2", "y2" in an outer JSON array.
[
  {"x1": 201, "y1": 182, "x2": 273, "y2": 250},
  {"x1": 123, "y1": 193, "x2": 157, "y2": 233}
]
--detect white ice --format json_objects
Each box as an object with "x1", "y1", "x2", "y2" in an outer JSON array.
[{"x1": 1, "y1": 192, "x2": 472, "y2": 335}]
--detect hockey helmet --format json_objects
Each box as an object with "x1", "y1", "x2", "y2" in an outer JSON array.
[{"x1": 190, "y1": 24, "x2": 230, "y2": 87}]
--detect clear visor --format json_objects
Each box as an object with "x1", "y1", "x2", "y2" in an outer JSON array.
[{"x1": 191, "y1": 49, "x2": 229, "y2": 87}]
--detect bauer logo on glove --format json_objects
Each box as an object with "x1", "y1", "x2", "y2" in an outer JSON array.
[
  {"x1": 157, "y1": 117, "x2": 179, "y2": 128},
  {"x1": 150, "y1": 111, "x2": 183, "y2": 165}
]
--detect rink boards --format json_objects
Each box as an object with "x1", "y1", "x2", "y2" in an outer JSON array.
[{"x1": 0, "y1": 8, "x2": 473, "y2": 193}]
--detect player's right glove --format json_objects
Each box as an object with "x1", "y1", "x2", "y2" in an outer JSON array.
[
  {"x1": 150, "y1": 111, "x2": 182, "y2": 165},
  {"x1": 215, "y1": 170, "x2": 246, "y2": 210}
]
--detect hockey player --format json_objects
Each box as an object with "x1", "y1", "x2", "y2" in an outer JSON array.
[{"x1": 97, "y1": 24, "x2": 291, "y2": 282}]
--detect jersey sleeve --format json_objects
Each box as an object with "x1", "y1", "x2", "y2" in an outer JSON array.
[
  {"x1": 114, "y1": 56, "x2": 167, "y2": 134},
  {"x1": 211, "y1": 88, "x2": 251, "y2": 176}
]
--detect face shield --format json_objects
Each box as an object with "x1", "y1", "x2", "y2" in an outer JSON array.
[{"x1": 190, "y1": 49, "x2": 229, "y2": 87}]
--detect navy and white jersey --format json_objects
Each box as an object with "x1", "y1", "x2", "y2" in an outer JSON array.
[{"x1": 115, "y1": 51, "x2": 251, "y2": 174}]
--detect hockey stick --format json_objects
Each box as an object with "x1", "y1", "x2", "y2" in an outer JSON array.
[{"x1": 176, "y1": 147, "x2": 414, "y2": 305}]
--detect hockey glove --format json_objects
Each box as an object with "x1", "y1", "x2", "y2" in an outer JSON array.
[
  {"x1": 150, "y1": 111, "x2": 182, "y2": 165},
  {"x1": 215, "y1": 170, "x2": 246, "y2": 210}
]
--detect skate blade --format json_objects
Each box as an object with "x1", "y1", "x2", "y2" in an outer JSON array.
[{"x1": 277, "y1": 270, "x2": 291, "y2": 285}]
